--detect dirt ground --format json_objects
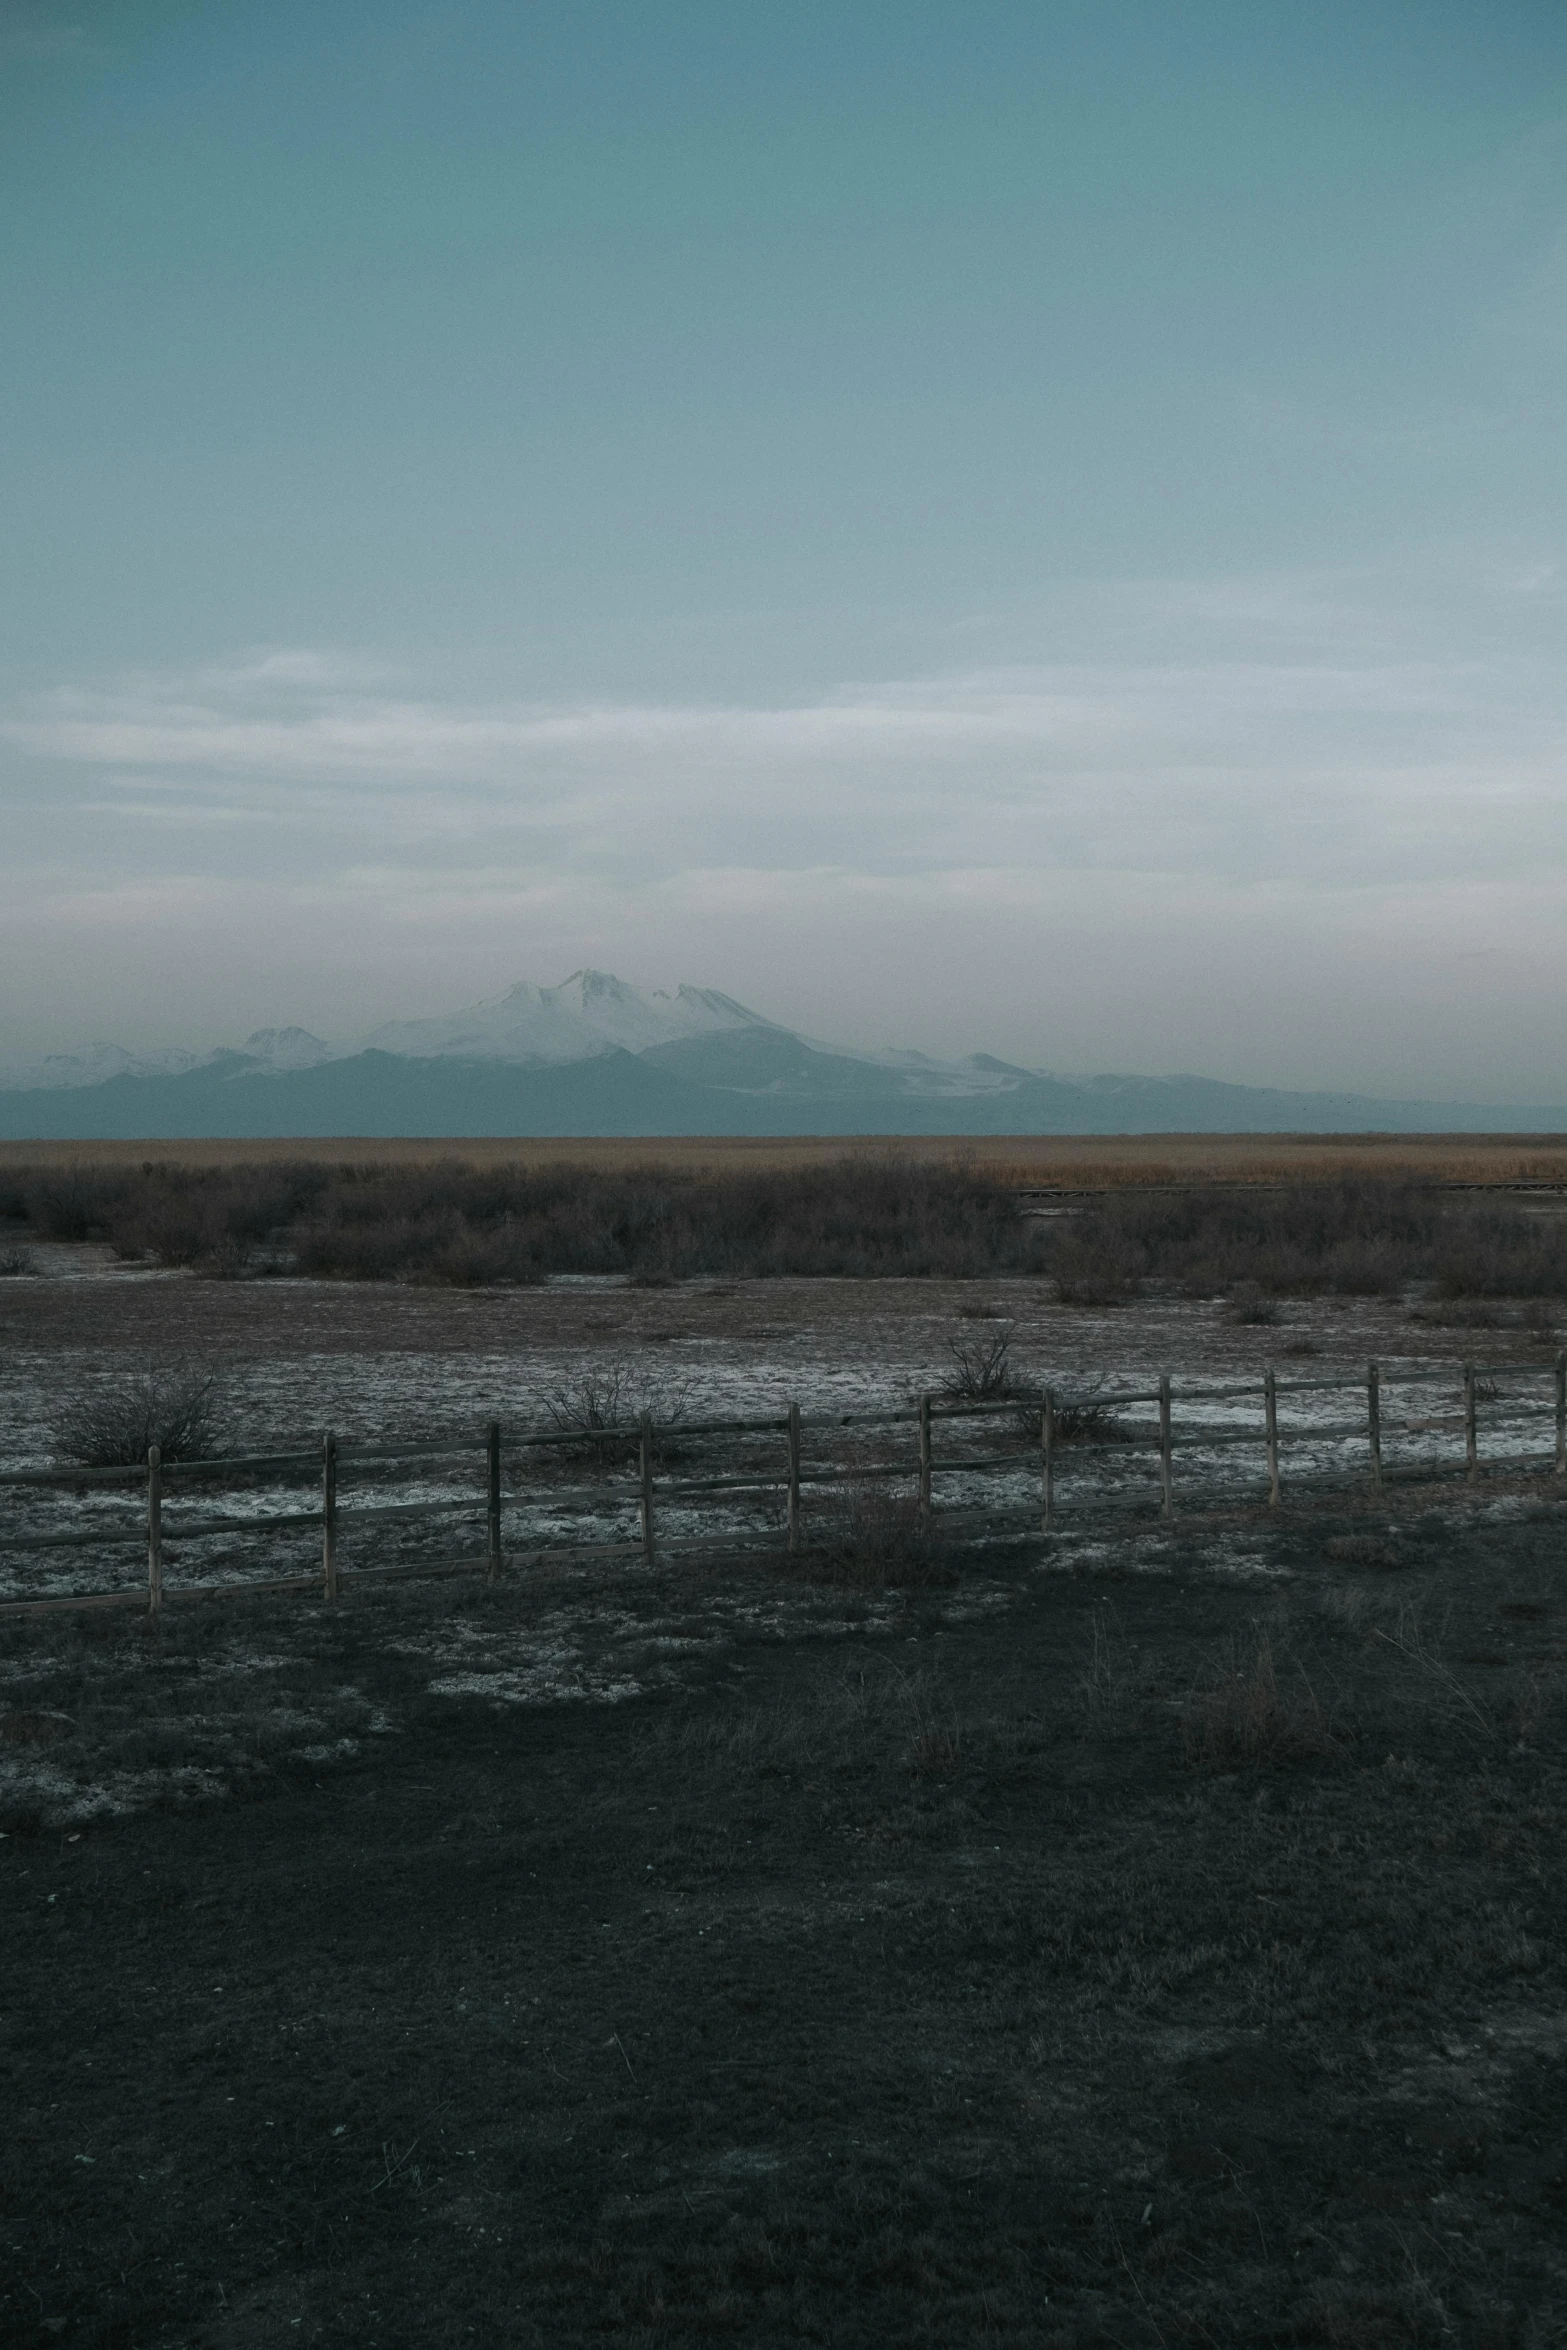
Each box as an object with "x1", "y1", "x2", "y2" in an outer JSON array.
[
  {"x1": 3, "y1": 1489, "x2": 1566, "y2": 2350},
  {"x1": 4, "y1": 1259, "x2": 1567, "y2": 2345},
  {"x1": 4, "y1": 1256, "x2": 1562, "y2": 1458},
  {"x1": 5, "y1": 1261, "x2": 1565, "y2": 1605}
]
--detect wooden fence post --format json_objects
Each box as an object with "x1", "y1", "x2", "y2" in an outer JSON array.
[
  {"x1": 1556, "y1": 1351, "x2": 1565, "y2": 1477},
  {"x1": 917, "y1": 1393, "x2": 932, "y2": 1524},
  {"x1": 1264, "y1": 1367, "x2": 1280, "y2": 1506},
  {"x1": 1158, "y1": 1375, "x2": 1174, "y2": 1522},
  {"x1": 786, "y1": 1401, "x2": 802, "y2": 1553},
  {"x1": 322, "y1": 1430, "x2": 338, "y2": 1600},
  {"x1": 1041, "y1": 1390, "x2": 1055, "y2": 1535},
  {"x1": 1367, "y1": 1362, "x2": 1382, "y2": 1489},
  {"x1": 1463, "y1": 1363, "x2": 1478, "y2": 1483},
  {"x1": 639, "y1": 1412, "x2": 656, "y2": 1565},
  {"x1": 146, "y1": 1444, "x2": 162, "y2": 1616},
  {"x1": 486, "y1": 1420, "x2": 502, "y2": 1582}
]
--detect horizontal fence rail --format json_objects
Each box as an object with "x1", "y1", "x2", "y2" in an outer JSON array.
[{"x1": 4, "y1": 1353, "x2": 1565, "y2": 1615}]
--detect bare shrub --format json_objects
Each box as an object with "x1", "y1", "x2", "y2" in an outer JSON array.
[
  {"x1": 53, "y1": 1361, "x2": 224, "y2": 1467},
  {"x1": 534, "y1": 1362, "x2": 691, "y2": 1463},
  {"x1": 1182, "y1": 1636, "x2": 1337, "y2": 1767},
  {"x1": 1049, "y1": 1222, "x2": 1143, "y2": 1306},
  {"x1": 937, "y1": 1328, "x2": 1121, "y2": 1446},
  {"x1": 22, "y1": 1168, "x2": 134, "y2": 1241},
  {"x1": 344, "y1": 1157, "x2": 1050, "y2": 1282},
  {"x1": 1047, "y1": 1380, "x2": 1123, "y2": 1445},
  {"x1": 1, "y1": 1156, "x2": 1051, "y2": 1286},
  {"x1": 1043, "y1": 1177, "x2": 1567, "y2": 1303},
  {"x1": 0, "y1": 1246, "x2": 34, "y2": 1276},
  {"x1": 939, "y1": 1326, "x2": 1017, "y2": 1402}
]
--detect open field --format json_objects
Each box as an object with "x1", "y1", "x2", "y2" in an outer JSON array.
[
  {"x1": 5, "y1": 1132, "x2": 1567, "y2": 1186},
  {"x1": 4, "y1": 1245, "x2": 1567, "y2": 1601},
  {"x1": 5, "y1": 1491, "x2": 1567, "y2": 2349},
  {"x1": 4, "y1": 1257, "x2": 1567, "y2": 1594},
  {"x1": 5, "y1": 1200, "x2": 1567, "y2": 2345}
]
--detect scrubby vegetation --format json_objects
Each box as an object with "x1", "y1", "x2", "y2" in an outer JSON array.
[
  {"x1": 6, "y1": 1160, "x2": 1567, "y2": 1302},
  {"x1": 1, "y1": 1158, "x2": 1048, "y2": 1283},
  {"x1": 1045, "y1": 1176, "x2": 1567, "y2": 1303}
]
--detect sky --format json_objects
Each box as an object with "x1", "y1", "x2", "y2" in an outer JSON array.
[{"x1": 2, "y1": 0, "x2": 1566, "y2": 1100}]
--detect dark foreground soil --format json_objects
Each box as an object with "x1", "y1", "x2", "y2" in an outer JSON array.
[{"x1": 4, "y1": 1501, "x2": 1567, "y2": 2349}]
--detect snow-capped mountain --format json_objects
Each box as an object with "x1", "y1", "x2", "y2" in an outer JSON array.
[
  {"x1": 0, "y1": 1026, "x2": 335, "y2": 1091},
  {"x1": 4, "y1": 970, "x2": 1564, "y2": 1137},
  {"x1": 233, "y1": 1027, "x2": 337, "y2": 1072},
  {"x1": 0, "y1": 1042, "x2": 201, "y2": 1092},
  {"x1": 362, "y1": 970, "x2": 774, "y2": 1066},
  {"x1": 0, "y1": 974, "x2": 779, "y2": 1092},
  {"x1": 1, "y1": 964, "x2": 1022, "y2": 1096}
]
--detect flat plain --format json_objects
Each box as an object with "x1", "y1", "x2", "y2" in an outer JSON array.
[
  {"x1": 3, "y1": 1130, "x2": 1567, "y2": 1184},
  {"x1": 3, "y1": 1169, "x2": 1566, "y2": 2348}
]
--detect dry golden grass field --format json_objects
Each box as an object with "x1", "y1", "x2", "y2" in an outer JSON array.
[{"x1": 3, "y1": 1132, "x2": 1567, "y2": 1186}]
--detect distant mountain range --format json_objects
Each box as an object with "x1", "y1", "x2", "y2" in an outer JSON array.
[{"x1": 0, "y1": 969, "x2": 1562, "y2": 1139}]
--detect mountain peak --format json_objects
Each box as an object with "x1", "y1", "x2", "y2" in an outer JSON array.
[
  {"x1": 241, "y1": 1027, "x2": 334, "y2": 1070},
  {"x1": 361, "y1": 971, "x2": 771, "y2": 1067}
]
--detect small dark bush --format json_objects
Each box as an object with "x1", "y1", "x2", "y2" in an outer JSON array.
[
  {"x1": 24, "y1": 1168, "x2": 135, "y2": 1242},
  {"x1": 53, "y1": 1361, "x2": 224, "y2": 1466},
  {"x1": 1047, "y1": 1381, "x2": 1124, "y2": 1445},
  {"x1": 533, "y1": 1362, "x2": 691, "y2": 1463},
  {"x1": 0, "y1": 1246, "x2": 34, "y2": 1276},
  {"x1": 935, "y1": 1326, "x2": 1121, "y2": 1445},
  {"x1": 1049, "y1": 1222, "x2": 1144, "y2": 1306},
  {"x1": 939, "y1": 1326, "x2": 1017, "y2": 1402}
]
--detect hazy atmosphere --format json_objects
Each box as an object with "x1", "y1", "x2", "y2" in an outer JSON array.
[
  {"x1": 12, "y1": 20, "x2": 1567, "y2": 2343},
  {"x1": 4, "y1": 1, "x2": 1566, "y2": 1098}
]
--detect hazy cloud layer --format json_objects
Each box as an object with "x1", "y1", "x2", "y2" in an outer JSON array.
[{"x1": 3, "y1": 564, "x2": 1566, "y2": 1099}]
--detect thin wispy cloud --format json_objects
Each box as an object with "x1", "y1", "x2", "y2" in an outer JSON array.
[
  {"x1": 3, "y1": 560, "x2": 1566, "y2": 1095},
  {"x1": 5, "y1": 623, "x2": 1564, "y2": 898}
]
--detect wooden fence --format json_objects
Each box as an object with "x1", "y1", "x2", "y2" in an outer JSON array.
[{"x1": 3, "y1": 1353, "x2": 1564, "y2": 1615}]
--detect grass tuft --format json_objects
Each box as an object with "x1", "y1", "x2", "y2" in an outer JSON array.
[
  {"x1": 820, "y1": 1480, "x2": 951, "y2": 1588},
  {"x1": 1182, "y1": 1634, "x2": 1338, "y2": 1767}
]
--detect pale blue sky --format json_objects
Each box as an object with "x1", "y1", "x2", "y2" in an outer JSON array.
[{"x1": 3, "y1": 1, "x2": 1566, "y2": 1096}]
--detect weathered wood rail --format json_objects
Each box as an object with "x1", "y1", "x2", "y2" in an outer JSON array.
[{"x1": 3, "y1": 1353, "x2": 1564, "y2": 1614}]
